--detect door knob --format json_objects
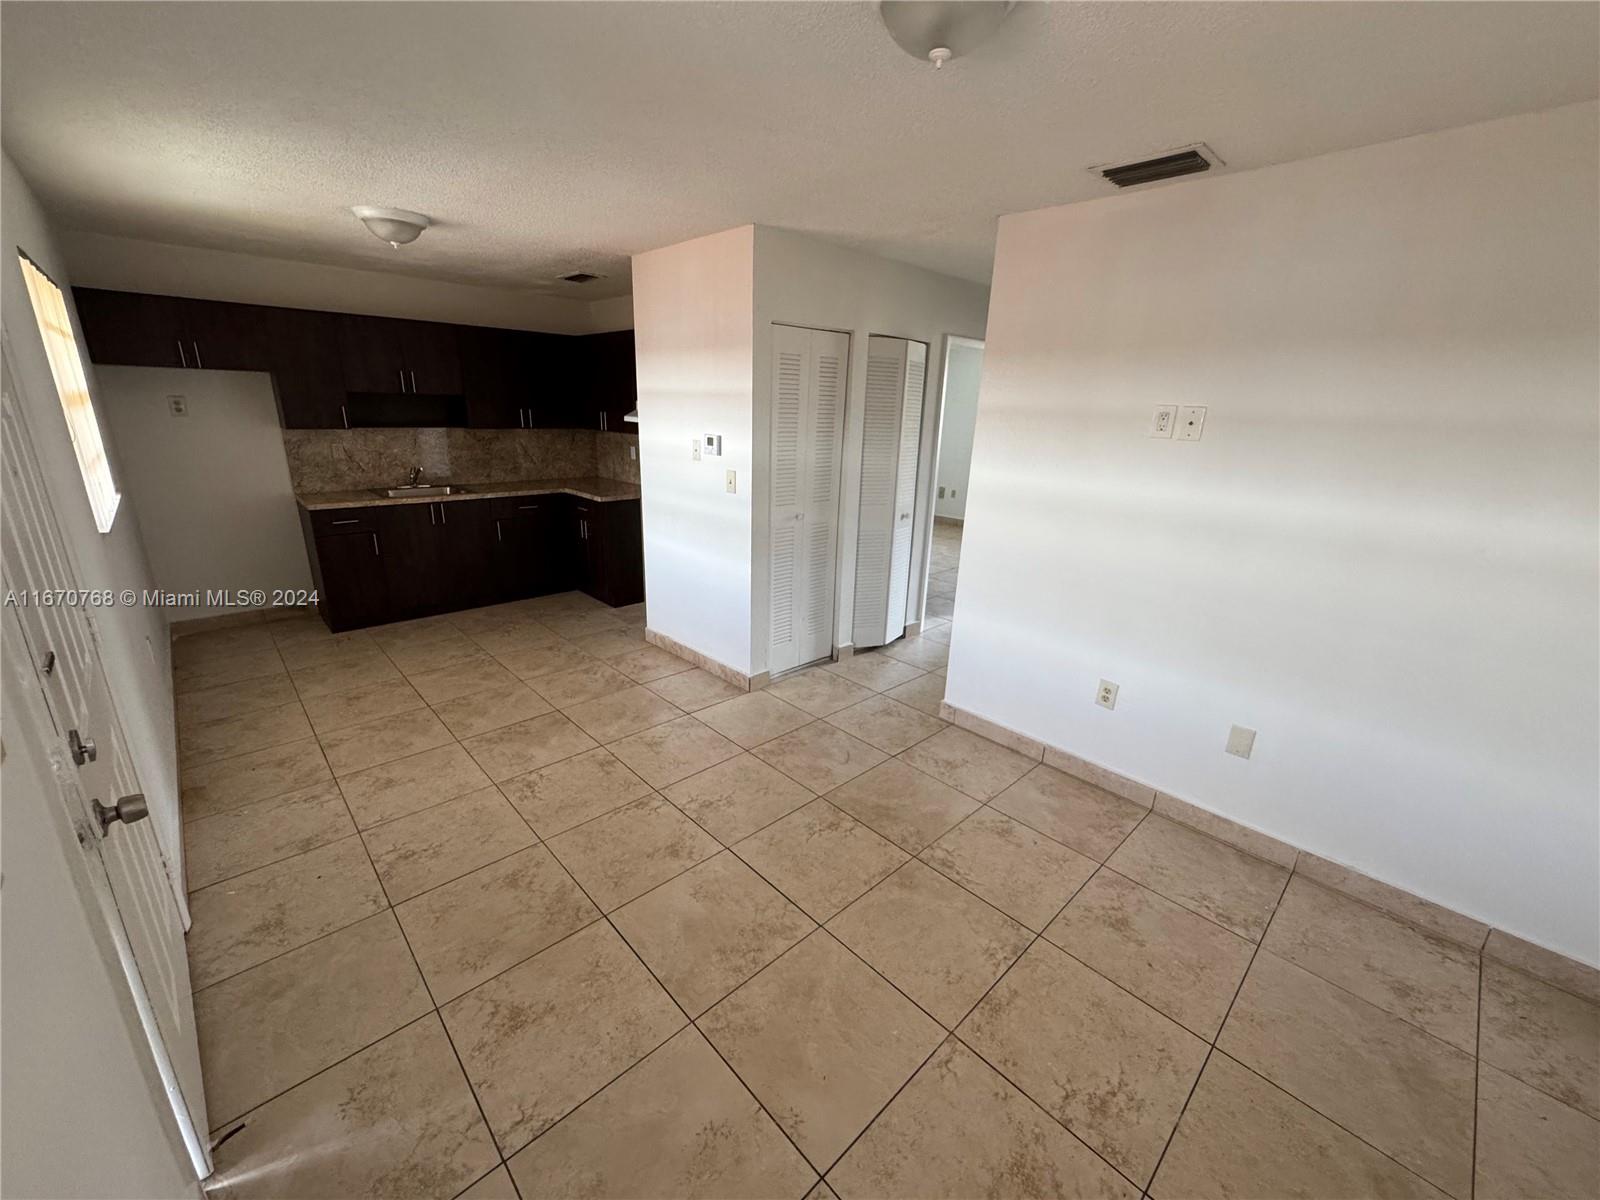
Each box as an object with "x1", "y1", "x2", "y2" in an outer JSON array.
[
  {"x1": 68, "y1": 729, "x2": 97, "y2": 766},
  {"x1": 92, "y1": 793, "x2": 149, "y2": 834}
]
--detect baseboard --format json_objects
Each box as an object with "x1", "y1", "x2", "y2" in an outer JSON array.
[
  {"x1": 935, "y1": 698, "x2": 1599, "y2": 990},
  {"x1": 644, "y1": 628, "x2": 752, "y2": 691}
]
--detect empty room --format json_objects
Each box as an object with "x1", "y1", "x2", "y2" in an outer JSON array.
[{"x1": 1, "y1": 3, "x2": 1596, "y2": 1199}]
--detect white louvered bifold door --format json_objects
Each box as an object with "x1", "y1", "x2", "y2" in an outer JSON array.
[
  {"x1": 884, "y1": 339, "x2": 926, "y2": 641},
  {"x1": 852, "y1": 336, "x2": 906, "y2": 647},
  {"x1": 769, "y1": 326, "x2": 850, "y2": 675}
]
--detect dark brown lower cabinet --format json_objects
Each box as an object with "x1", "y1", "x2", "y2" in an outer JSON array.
[{"x1": 303, "y1": 493, "x2": 640, "y2": 631}]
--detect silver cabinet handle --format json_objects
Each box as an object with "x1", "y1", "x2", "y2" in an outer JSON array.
[
  {"x1": 92, "y1": 793, "x2": 148, "y2": 834},
  {"x1": 192, "y1": 340, "x2": 203, "y2": 369},
  {"x1": 437, "y1": 502, "x2": 446, "y2": 525},
  {"x1": 176, "y1": 340, "x2": 188, "y2": 368},
  {"x1": 398, "y1": 369, "x2": 407, "y2": 393},
  {"x1": 341, "y1": 404, "x2": 350, "y2": 429},
  {"x1": 495, "y1": 519, "x2": 503, "y2": 542},
  {"x1": 429, "y1": 503, "x2": 436, "y2": 525},
  {"x1": 330, "y1": 518, "x2": 359, "y2": 526},
  {"x1": 410, "y1": 370, "x2": 418, "y2": 392},
  {"x1": 518, "y1": 407, "x2": 526, "y2": 429},
  {"x1": 371, "y1": 532, "x2": 380, "y2": 557}
]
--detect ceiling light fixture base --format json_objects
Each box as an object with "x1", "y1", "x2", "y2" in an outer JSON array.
[{"x1": 351, "y1": 205, "x2": 431, "y2": 248}]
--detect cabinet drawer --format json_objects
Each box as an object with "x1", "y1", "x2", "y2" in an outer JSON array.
[
  {"x1": 308, "y1": 507, "x2": 377, "y2": 535},
  {"x1": 489, "y1": 494, "x2": 555, "y2": 519}
]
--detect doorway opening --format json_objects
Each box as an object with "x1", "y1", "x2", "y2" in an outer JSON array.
[{"x1": 920, "y1": 334, "x2": 983, "y2": 627}]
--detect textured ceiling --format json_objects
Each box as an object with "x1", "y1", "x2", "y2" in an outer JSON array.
[{"x1": 2, "y1": 2, "x2": 1595, "y2": 300}]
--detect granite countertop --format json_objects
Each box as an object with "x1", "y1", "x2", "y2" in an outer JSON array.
[{"x1": 297, "y1": 476, "x2": 641, "y2": 510}]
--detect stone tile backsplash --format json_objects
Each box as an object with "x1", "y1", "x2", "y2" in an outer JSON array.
[
  {"x1": 283, "y1": 429, "x2": 600, "y2": 492},
  {"x1": 596, "y1": 432, "x2": 641, "y2": 484}
]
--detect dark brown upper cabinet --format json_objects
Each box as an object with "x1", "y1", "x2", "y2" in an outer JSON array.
[
  {"x1": 337, "y1": 314, "x2": 462, "y2": 396},
  {"x1": 74, "y1": 288, "x2": 269, "y2": 373},
  {"x1": 582, "y1": 329, "x2": 637, "y2": 432}
]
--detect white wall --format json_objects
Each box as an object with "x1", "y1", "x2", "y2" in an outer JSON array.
[
  {"x1": 2, "y1": 154, "x2": 185, "y2": 885},
  {"x1": 934, "y1": 340, "x2": 983, "y2": 520},
  {"x1": 99, "y1": 367, "x2": 312, "y2": 619},
  {"x1": 750, "y1": 228, "x2": 989, "y2": 674},
  {"x1": 633, "y1": 226, "x2": 756, "y2": 674},
  {"x1": 60, "y1": 230, "x2": 632, "y2": 333},
  {"x1": 951, "y1": 103, "x2": 1600, "y2": 963}
]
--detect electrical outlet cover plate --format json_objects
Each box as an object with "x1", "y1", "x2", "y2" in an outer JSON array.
[
  {"x1": 1149, "y1": 405, "x2": 1176, "y2": 438},
  {"x1": 691, "y1": 438, "x2": 702, "y2": 461},
  {"x1": 725, "y1": 469, "x2": 737, "y2": 493},
  {"x1": 1226, "y1": 724, "x2": 1256, "y2": 759},
  {"x1": 1096, "y1": 680, "x2": 1119, "y2": 710},
  {"x1": 1176, "y1": 405, "x2": 1207, "y2": 441}
]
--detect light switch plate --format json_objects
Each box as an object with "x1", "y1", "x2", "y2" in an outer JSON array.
[
  {"x1": 1226, "y1": 724, "x2": 1256, "y2": 759},
  {"x1": 1149, "y1": 405, "x2": 1176, "y2": 437},
  {"x1": 1176, "y1": 405, "x2": 1207, "y2": 441}
]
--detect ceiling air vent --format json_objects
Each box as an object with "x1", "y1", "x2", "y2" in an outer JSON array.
[
  {"x1": 1094, "y1": 143, "x2": 1223, "y2": 189},
  {"x1": 558, "y1": 271, "x2": 602, "y2": 284}
]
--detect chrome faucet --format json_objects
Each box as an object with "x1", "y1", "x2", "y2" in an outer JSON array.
[{"x1": 407, "y1": 465, "x2": 423, "y2": 487}]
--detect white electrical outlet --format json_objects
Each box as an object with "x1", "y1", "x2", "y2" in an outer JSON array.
[
  {"x1": 1096, "y1": 680, "x2": 1119, "y2": 710},
  {"x1": 1149, "y1": 405, "x2": 1176, "y2": 437},
  {"x1": 1176, "y1": 405, "x2": 1208, "y2": 441},
  {"x1": 167, "y1": 395, "x2": 188, "y2": 416},
  {"x1": 691, "y1": 438, "x2": 702, "y2": 461},
  {"x1": 629, "y1": 445, "x2": 637, "y2": 461},
  {"x1": 1226, "y1": 725, "x2": 1257, "y2": 759},
  {"x1": 725, "y1": 469, "x2": 737, "y2": 493}
]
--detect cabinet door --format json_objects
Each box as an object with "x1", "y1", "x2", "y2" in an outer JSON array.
[
  {"x1": 401, "y1": 321, "x2": 463, "y2": 395},
  {"x1": 182, "y1": 299, "x2": 267, "y2": 372},
  {"x1": 338, "y1": 314, "x2": 408, "y2": 393},
  {"x1": 594, "y1": 329, "x2": 637, "y2": 431},
  {"x1": 72, "y1": 289, "x2": 187, "y2": 367},
  {"x1": 490, "y1": 498, "x2": 553, "y2": 600},
  {"x1": 264, "y1": 307, "x2": 349, "y2": 429},
  {"x1": 594, "y1": 500, "x2": 645, "y2": 607},
  {"x1": 461, "y1": 327, "x2": 525, "y2": 428},
  {"x1": 570, "y1": 502, "x2": 603, "y2": 599},
  {"x1": 376, "y1": 502, "x2": 446, "y2": 619},
  {"x1": 434, "y1": 498, "x2": 494, "y2": 608},
  {"x1": 314, "y1": 530, "x2": 389, "y2": 631}
]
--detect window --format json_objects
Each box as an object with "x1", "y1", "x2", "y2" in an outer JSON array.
[{"x1": 17, "y1": 251, "x2": 120, "y2": 532}]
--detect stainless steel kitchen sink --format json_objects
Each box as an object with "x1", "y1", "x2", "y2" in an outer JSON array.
[{"x1": 372, "y1": 484, "x2": 470, "y2": 498}]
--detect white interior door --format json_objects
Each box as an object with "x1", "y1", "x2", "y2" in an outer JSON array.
[
  {"x1": 853, "y1": 336, "x2": 927, "y2": 649},
  {"x1": 768, "y1": 324, "x2": 849, "y2": 675},
  {"x1": 0, "y1": 363, "x2": 210, "y2": 1175}
]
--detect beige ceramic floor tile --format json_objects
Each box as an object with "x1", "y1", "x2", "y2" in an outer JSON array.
[
  {"x1": 900, "y1": 726, "x2": 1034, "y2": 801},
  {"x1": 369, "y1": 615, "x2": 466, "y2": 652},
  {"x1": 752, "y1": 722, "x2": 887, "y2": 793},
  {"x1": 695, "y1": 691, "x2": 815, "y2": 749},
  {"x1": 823, "y1": 652, "x2": 925, "y2": 692},
  {"x1": 831, "y1": 1037, "x2": 1138, "y2": 1200},
  {"x1": 883, "y1": 671, "x2": 947, "y2": 717},
  {"x1": 1150, "y1": 1052, "x2": 1448, "y2": 1200},
  {"x1": 320, "y1": 706, "x2": 455, "y2": 775},
  {"x1": 179, "y1": 701, "x2": 313, "y2": 767},
  {"x1": 1483, "y1": 930, "x2": 1600, "y2": 1005},
  {"x1": 184, "y1": 779, "x2": 355, "y2": 890},
  {"x1": 766, "y1": 667, "x2": 876, "y2": 717},
  {"x1": 395, "y1": 845, "x2": 599, "y2": 1002},
  {"x1": 174, "y1": 647, "x2": 286, "y2": 694},
  {"x1": 526, "y1": 660, "x2": 635, "y2": 709},
  {"x1": 878, "y1": 636, "x2": 950, "y2": 672},
  {"x1": 610, "y1": 644, "x2": 694, "y2": 682},
  {"x1": 290, "y1": 651, "x2": 403, "y2": 700},
  {"x1": 499, "y1": 746, "x2": 654, "y2": 837},
  {"x1": 405, "y1": 655, "x2": 518, "y2": 705},
  {"x1": 543, "y1": 610, "x2": 626, "y2": 641},
  {"x1": 431, "y1": 680, "x2": 554, "y2": 739},
  {"x1": 957, "y1": 939, "x2": 1209, "y2": 1186},
  {"x1": 173, "y1": 624, "x2": 277, "y2": 667},
  {"x1": 609, "y1": 715, "x2": 743, "y2": 788},
  {"x1": 828, "y1": 861, "x2": 1031, "y2": 1028},
  {"x1": 1475, "y1": 1061, "x2": 1600, "y2": 1200},
  {"x1": 825, "y1": 758, "x2": 979, "y2": 853},
  {"x1": 181, "y1": 737, "x2": 332, "y2": 822},
  {"x1": 461, "y1": 711, "x2": 598, "y2": 781},
  {"x1": 1105, "y1": 815, "x2": 1287, "y2": 941},
  {"x1": 644, "y1": 667, "x2": 744, "y2": 712},
  {"x1": 441, "y1": 921, "x2": 685, "y2": 1154},
  {"x1": 991, "y1": 765, "x2": 1148, "y2": 861},
  {"x1": 569, "y1": 627, "x2": 648, "y2": 660},
  {"x1": 456, "y1": 1167, "x2": 519, "y2": 1200},
  {"x1": 362, "y1": 787, "x2": 535, "y2": 902},
  {"x1": 175, "y1": 671, "x2": 300, "y2": 725},
  {"x1": 824, "y1": 694, "x2": 945, "y2": 755},
  {"x1": 562, "y1": 684, "x2": 684, "y2": 743},
  {"x1": 186, "y1": 836, "x2": 387, "y2": 988},
  {"x1": 299, "y1": 677, "x2": 427, "y2": 736},
  {"x1": 1264, "y1": 876, "x2": 1481, "y2": 1051},
  {"x1": 206, "y1": 1016, "x2": 498, "y2": 1200},
  {"x1": 734, "y1": 799, "x2": 909, "y2": 921},
  {"x1": 662, "y1": 753, "x2": 815, "y2": 844},
  {"x1": 507, "y1": 1026, "x2": 814, "y2": 1200},
  {"x1": 919, "y1": 807, "x2": 1097, "y2": 931},
  {"x1": 546, "y1": 793, "x2": 722, "y2": 911},
  {"x1": 385, "y1": 632, "x2": 486, "y2": 677},
  {"x1": 699, "y1": 931, "x2": 945, "y2": 1172},
  {"x1": 494, "y1": 641, "x2": 595, "y2": 681},
  {"x1": 1218, "y1": 951, "x2": 1476, "y2": 1197},
  {"x1": 276, "y1": 631, "x2": 383, "y2": 672},
  {"x1": 337, "y1": 743, "x2": 493, "y2": 828},
  {"x1": 1045, "y1": 869, "x2": 1256, "y2": 1039},
  {"x1": 467, "y1": 623, "x2": 562, "y2": 658},
  {"x1": 1479, "y1": 959, "x2": 1600, "y2": 1118},
  {"x1": 613, "y1": 851, "x2": 815, "y2": 1015},
  {"x1": 194, "y1": 911, "x2": 431, "y2": 1125}
]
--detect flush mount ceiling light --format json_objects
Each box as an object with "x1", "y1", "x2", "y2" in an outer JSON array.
[
  {"x1": 351, "y1": 206, "x2": 431, "y2": 248},
  {"x1": 879, "y1": 1, "x2": 1014, "y2": 69}
]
